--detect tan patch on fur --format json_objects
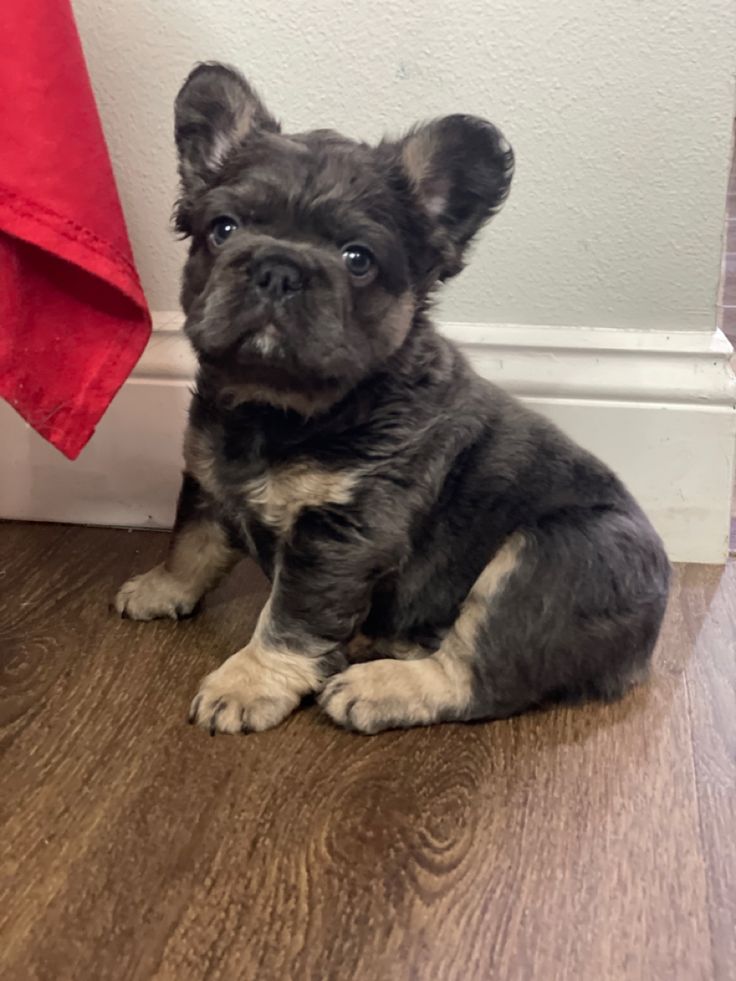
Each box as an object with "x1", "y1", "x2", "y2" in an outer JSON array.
[
  {"x1": 382, "y1": 292, "x2": 416, "y2": 353},
  {"x1": 167, "y1": 521, "x2": 237, "y2": 589},
  {"x1": 379, "y1": 639, "x2": 432, "y2": 660},
  {"x1": 183, "y1": 426, "x2": 220, "y2": 499},
  {"x1": 401, "y1": 133, "x2": 450, "y2": 217},
  {"x1": 244, "y1": 462, "x2": 359, "y2": 535},
  {"x1": 115, "y1": 520, "x2": 237, "y2": 620},
  {"x1": 401, "y1": 130, "x2": 433, "y2": 188},
  {"x1": 190, "y1": 599, "x2": 326, "y2": 733},
  {"x1": 183, "y1": 426, "x2": 358, "y2": 536},
  {"x1": 219, "y1": 382, "x2": 343, "y2": 417},
  {"x1": 345, "y1": 632, "x2": 375, "y2": 662},
  {"x1": 321, "y1": 534, "x2": 524, "y2": 732},
  {"x1": 208, "y1": 83, "x2": 268, "y2": 170},
  {"x1": 446, "y1": 534, "x2": 524, "y2": 654}
]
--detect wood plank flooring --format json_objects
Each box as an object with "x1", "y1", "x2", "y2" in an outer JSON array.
[{"x1": 0, "y1": 523, "x2": 734, "y2": 980}]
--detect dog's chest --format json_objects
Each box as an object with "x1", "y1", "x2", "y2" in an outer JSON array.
[
  {"x1": 237, "y1": 463, "x2": 357, "y2": 535},
  {"x1": 184, "y1": 424, "x2": 358, "y2": 537}
]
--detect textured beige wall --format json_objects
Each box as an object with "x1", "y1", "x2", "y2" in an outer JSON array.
[{"x1": 72, "y1": 0, "x2": 735, "y2": 330}]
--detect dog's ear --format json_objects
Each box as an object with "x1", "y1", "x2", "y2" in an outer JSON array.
[
  {"x1": 394, "y1": 115, "x2": 514, "y2": 279},
  {"x1": 174, "y1": 63, "x2": 279, "y2": 226}
]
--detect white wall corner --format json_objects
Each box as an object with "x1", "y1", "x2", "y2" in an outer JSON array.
[{"x1": 2, "y1": 314, "x2": 735, "y2": 564}]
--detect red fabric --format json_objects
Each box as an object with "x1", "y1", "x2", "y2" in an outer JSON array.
[{"x1": 0, "y1": 0, "x2": 151, "y2": 459}]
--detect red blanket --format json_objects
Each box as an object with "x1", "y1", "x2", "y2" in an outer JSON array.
[{"x1": 0, "y1": 0, "x2": 151, "y2": 459}]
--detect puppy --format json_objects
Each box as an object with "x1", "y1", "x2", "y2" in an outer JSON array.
[{"x1": 116, "y1": 63, "x2": 670, "y2": 735}]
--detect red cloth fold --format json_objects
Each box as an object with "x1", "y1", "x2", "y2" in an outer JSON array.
[{"x1": 0, "y1": 0, "x2": 151, "y2": 459}]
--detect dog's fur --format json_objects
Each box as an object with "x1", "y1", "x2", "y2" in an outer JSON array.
[{"x1": 116, "y1": 63, "x2": 671, "y2": 735}]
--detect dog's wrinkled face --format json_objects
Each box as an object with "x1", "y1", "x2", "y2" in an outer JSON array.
[{"x1": 174, "y1": 63, "x2": 514, "y2": 402}]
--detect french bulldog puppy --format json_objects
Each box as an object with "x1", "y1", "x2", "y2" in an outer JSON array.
[{"x1": 116, "y1": 63, "x2": 670, "y2": 735}]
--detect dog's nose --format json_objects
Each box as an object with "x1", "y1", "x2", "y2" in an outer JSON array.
[{"x1": 252, "y1": 255, "x2": 304, "y2": 300}]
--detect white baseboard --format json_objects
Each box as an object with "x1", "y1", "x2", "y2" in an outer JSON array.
[{"x1": 2, "y1": 314, "x2": 735, "y2": 563}]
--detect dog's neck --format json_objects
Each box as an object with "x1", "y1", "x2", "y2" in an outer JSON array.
[
  {"x1": 189, "y1": 314, "x2": 461, "y2": 463},
  {"x1": 195, "y1": 311, "x2": 449, "y2": 421}
]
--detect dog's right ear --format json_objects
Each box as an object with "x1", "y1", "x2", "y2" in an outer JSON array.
[{"x1": 174, "y1": 63, "x2": 279, "y2": 229}]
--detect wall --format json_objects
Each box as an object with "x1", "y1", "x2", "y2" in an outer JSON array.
[
  {"x1": 70, "y1": 0, "x2": 735, "y2": 332},
  {"x1": 4, "y1": 1, "x2": 735, "y2": 562}
]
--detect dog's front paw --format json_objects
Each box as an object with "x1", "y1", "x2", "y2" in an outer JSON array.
[
  {"x1": 189, "y1": 650, "x2": 301, "y2": 734},
  {"x1": 318, "y1": 660, "x2": 436, "y2": 734},
  {"x1": 115, "y1": 565, "x2": 198, "y2": 621}
]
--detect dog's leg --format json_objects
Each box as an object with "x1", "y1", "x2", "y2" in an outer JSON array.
[
  {"x1": 115, "y1": 474, "x2": 240, "y2": 620},
  {"x1": 319, "y1": 535, "x2": 523, "y2": 733},
  {"x1": 188, "y1": 596, "x2": 346, "y2": 733},
  {"x1": 321, "y1": 509, "x2": 669, "y2": 733},
  {"x1": 189, "y1": 509, "x2": 394, "y2": 733}
]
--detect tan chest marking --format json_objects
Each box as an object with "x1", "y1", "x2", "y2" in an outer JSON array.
[
  {"x1": 244, "y1": 463, "x2": 359, "y2": 535},
  {"x1": 184, "y1": 426, "x2": 359, "y2": 534}
]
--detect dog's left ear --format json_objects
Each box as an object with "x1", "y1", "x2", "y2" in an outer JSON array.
[
  {"x1": 394, "y1": 115, "x2": 514, "y2": 279},
  {"x1": 174, "y1": 62, "x2": 279, "y2": 228}
]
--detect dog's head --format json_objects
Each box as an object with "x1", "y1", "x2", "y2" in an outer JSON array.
[{"x1": 174, "y1": 63, "x2": 513, "y2": 407}]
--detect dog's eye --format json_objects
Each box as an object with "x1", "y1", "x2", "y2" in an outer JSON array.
[
  {"x1": 208, "y1": 215, "x2": 240, "y2": 247},
  {"x1": 341, "y1": 244, "x2": 375, "y2": 279}
]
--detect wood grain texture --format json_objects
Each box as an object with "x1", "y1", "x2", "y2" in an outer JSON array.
[
  {"x1": 680, "y1": 565, "x2": 736, "y2": 979},
  {"x1": 0, "y1": 523, "x2": 734, "y2": 981}
]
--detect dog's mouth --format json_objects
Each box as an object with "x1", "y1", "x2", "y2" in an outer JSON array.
[
  {"x1": 236, "y1": 318, "x2": 284, "y2": 361},
  {"x1": 186, "y1": 256, "x2": 362, "y2": 396},
  {"x1": 191, "y1": 295, "x2": 297, "y2": 365}
]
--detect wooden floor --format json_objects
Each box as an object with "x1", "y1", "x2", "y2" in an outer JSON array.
[{"x1": 0, "y1": 523, "x2": 734, "y2": 980}]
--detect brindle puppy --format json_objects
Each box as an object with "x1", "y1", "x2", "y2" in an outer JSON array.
[{"x1": 116, "y1": 63, "x2": 670, "y2": 735}]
